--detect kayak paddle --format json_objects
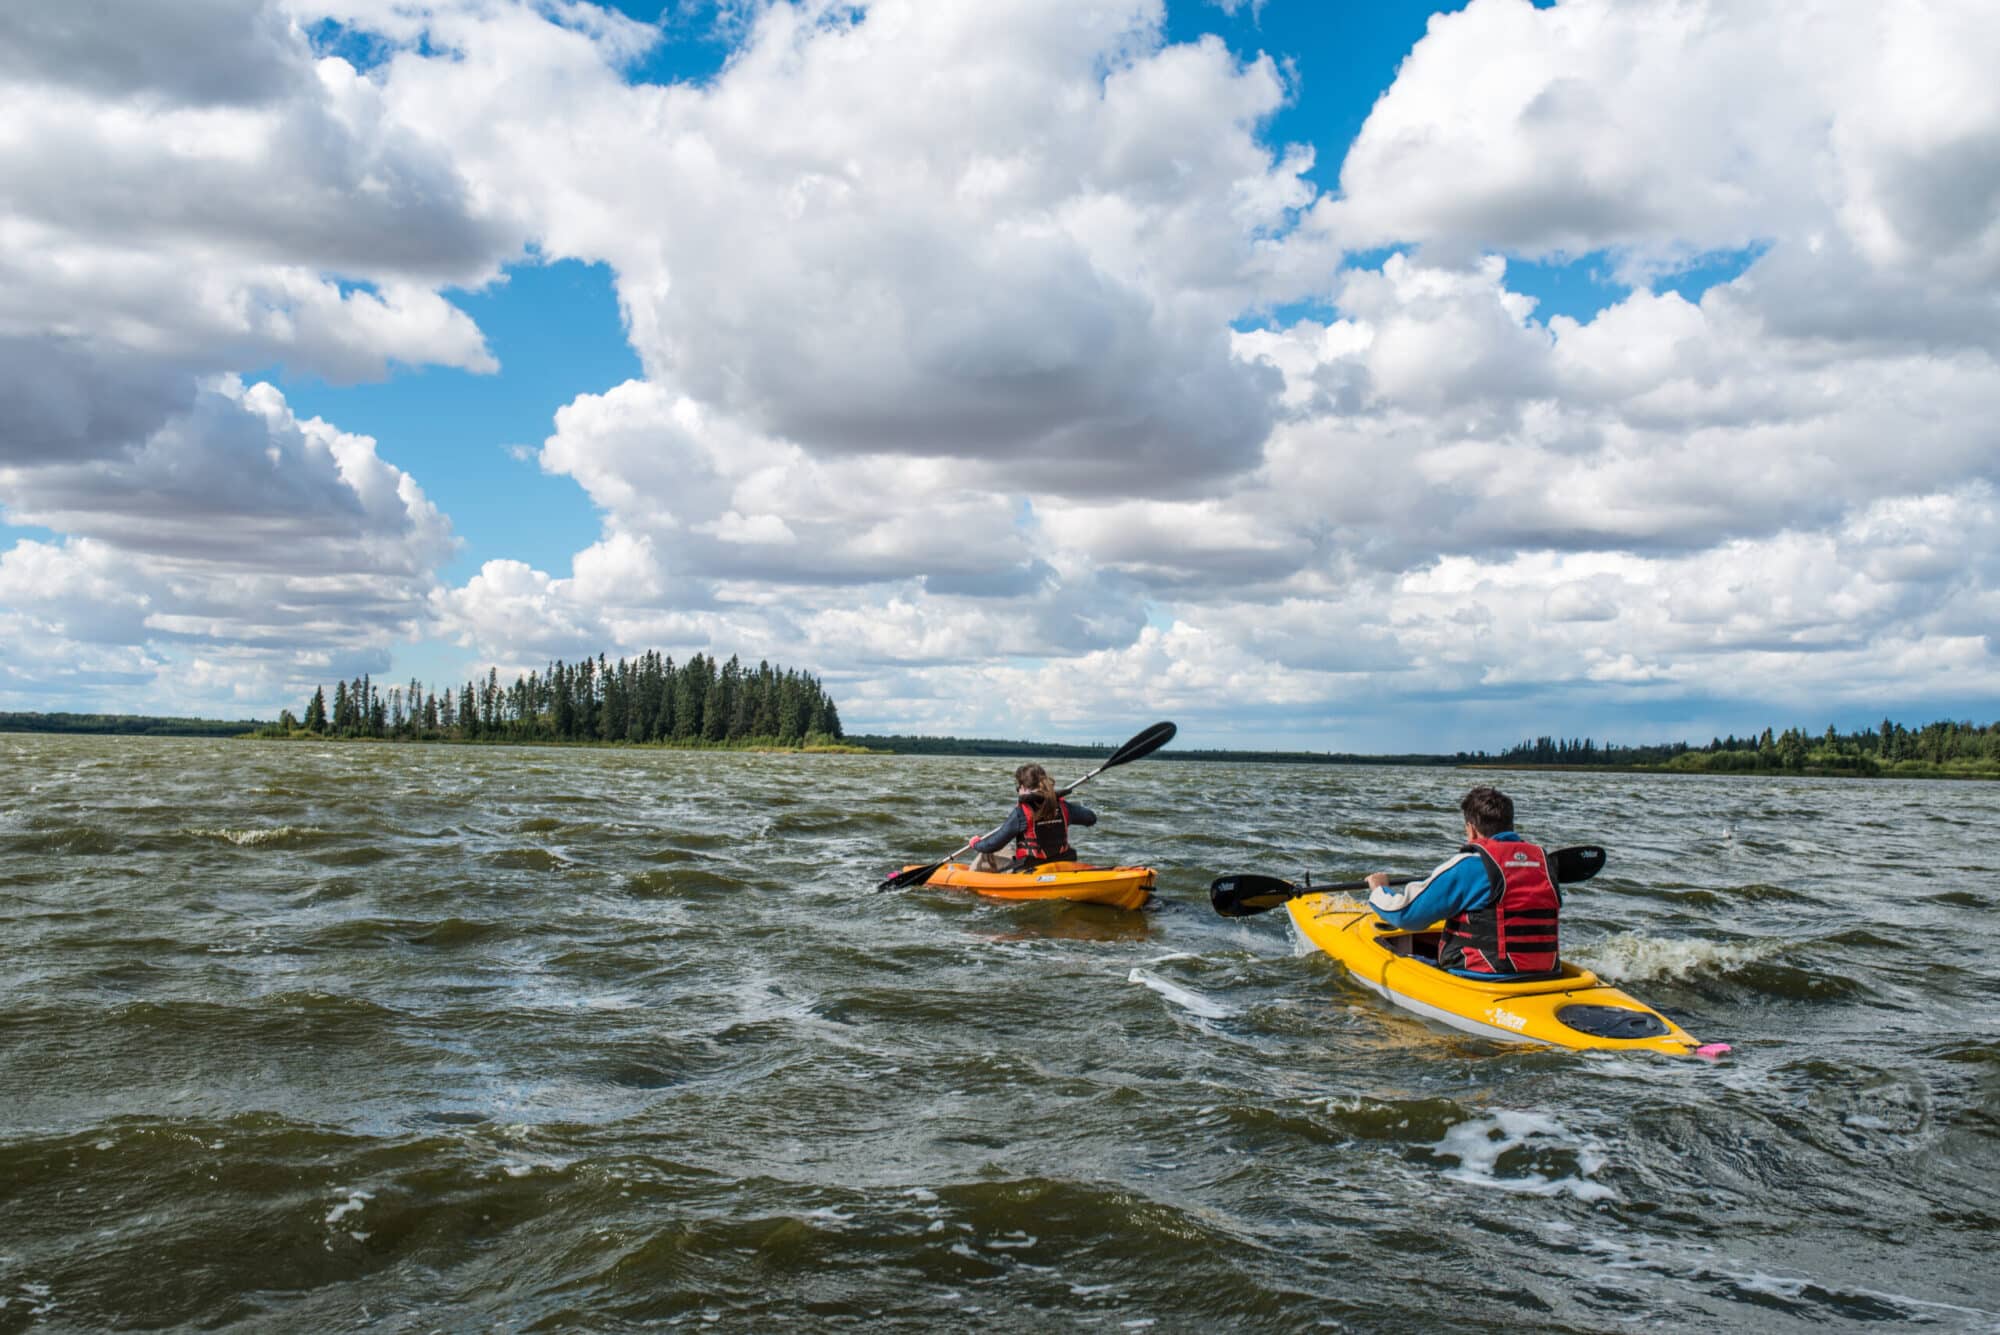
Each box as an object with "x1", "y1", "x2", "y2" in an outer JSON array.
[
  {"x1": 875, "y1": 822, "x2": 1007, "y2": 894},
  {"x1": 1209, "y1": 872, "x2": 1409, "y2": 918},
  {"x1": 875, "y1": 720, "x2": 1178, "y2": 892},
  {"x1": 1209, "y1": 844, "x2": 1608, "y2": 918},
  {"x1": 1057, "y1": 720, "x2": 1178, "y2": 795}
]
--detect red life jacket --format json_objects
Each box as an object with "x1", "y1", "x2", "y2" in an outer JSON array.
[
  {"x1": 1013, "y1": 798, "x2": 1074, "y2": 866},
  {"x1": 1439, "y1": 835, "x2": 1561, "y2": 976}
]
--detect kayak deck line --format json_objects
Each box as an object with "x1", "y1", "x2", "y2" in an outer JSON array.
[{"x1": 1285, "y1": 895, "x2": 1723, "y2": 1058}]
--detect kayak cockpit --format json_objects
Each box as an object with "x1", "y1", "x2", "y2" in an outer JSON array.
[{"x1": 1368, "y1": 921, "x2": 1602, "y2": 994}]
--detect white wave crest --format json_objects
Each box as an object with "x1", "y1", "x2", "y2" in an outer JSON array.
[
  {"x1": 1432, "y1": 1110, "x2": 1615, "y2": 1202},
  {"x1": 325, "y1": 1188, "x2": 372, "y2": 1225},
  {"x1": 186, "y1": 826, "x2": 322, "y2": 847},
  {"x1": 1572, "y1": 932, "x2": 1772, "y2": 982}
]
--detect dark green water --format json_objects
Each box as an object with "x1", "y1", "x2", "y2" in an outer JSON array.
[{"x1": 2, "y1": 735, "x2": 1997, "y2": 1331}]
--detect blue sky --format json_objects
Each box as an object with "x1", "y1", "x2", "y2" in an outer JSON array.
[{"x1": 3, "y1": 0, "x2": 1997, "y2": 750}]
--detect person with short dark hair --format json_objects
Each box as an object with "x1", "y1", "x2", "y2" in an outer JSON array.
[
  {"x1": 966, "y1": 763, "x2": 1098, "y2": 872},
  {"x1": 1364, "y1": 785, "x2": 1561, "y2": 978}
]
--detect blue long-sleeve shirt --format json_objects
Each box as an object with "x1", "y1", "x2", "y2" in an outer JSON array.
[
  {"x1": 1367, "y1": 831, "x2": 1526, "y2": 931},
  {"x1": 1367, "y1": 831, "x2": 1565, "y2": 979},
  {"x1": 971, "y1": 799, "x2": 1097, "y2": 855}
]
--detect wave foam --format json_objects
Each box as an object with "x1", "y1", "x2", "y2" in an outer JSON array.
[
  {"x1": 1573, "y1": 932, "x2": 1772, "y2": 982},
  {"x1": 186, "y1": 826, "x2": 324, "y2": 847},
  {"x1": 1432, "y1": 1111, "x2": 1615, "y2": 1202}
]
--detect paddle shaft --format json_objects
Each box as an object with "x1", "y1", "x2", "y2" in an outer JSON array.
[
  {"x1": 875, "y1": 822, "x2": 1006, "y2": 893},
  {"x1": 1209, "y1": 845, "x2": 1607, "y2": 918},
  {"x1": 1208, "y1": 872, "x2": 1420, "y2": 917}
]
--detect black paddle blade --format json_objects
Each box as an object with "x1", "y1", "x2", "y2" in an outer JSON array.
[
  {"x1": 1209, "y1": 872, "x2": 1303, "y2": 917},
  {"x1": 876, "y1": 859, "x2": 948, "y2": 893},
  {"x1": 1058, "y1": 720, "x2": 1178, "y2": 795},
  {"x1": 1211, "y1": 871, "x2": 1403, "y2": 917},
  {"x1": 1105, "y1": 720, "x2": 1177, "y2": 768},
  {"x1": 1551, "y1": 845, "x2": 1606, "y2": 885}
]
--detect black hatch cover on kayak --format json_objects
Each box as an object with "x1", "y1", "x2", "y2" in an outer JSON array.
[{"x1": 1555, "y1": 1004, "x2": 1670, "y2": 1040}]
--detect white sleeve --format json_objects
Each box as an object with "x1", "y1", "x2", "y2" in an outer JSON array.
[{"x1": 1369, "y1": 851, "x2": 1476, "y2": 915}]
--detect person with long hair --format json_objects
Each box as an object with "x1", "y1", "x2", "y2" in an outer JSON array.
[{"x1": 965, "y1": 762, "x2": 1098, "y2": 872}]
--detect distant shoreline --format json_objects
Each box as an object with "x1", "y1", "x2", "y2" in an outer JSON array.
[
  {"x1": 6, "y1": 713, "x2": 1994, "y2": 779},
  {"x1": 1461, "y1": 760, "x2": 1999, "y2": 781},
  {"x1": 842, "y1": 734, "x2": 1464, "y2": 767},
  {"x1": 0, "y1": 712, "x2": 262, "y2": 738}
]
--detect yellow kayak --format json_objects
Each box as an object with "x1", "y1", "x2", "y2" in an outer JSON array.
[
  {"x1": 915, "y1": 860, "x2": 1156, "y2": 911},
  {"x1": 1285, "y1": 894, "x2": 1724, "y2": 1057}
]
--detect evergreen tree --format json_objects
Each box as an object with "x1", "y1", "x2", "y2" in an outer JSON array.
[
  {"x1": 753, "y1": 661, "x2": 778, "y2": 738},
  {"x1": 704, "y1": 657, "x2": 736, "y2": 742},
  {"x1": 599, "y1": 655, "x2": 622, "y2": 742},
  {"x1": 552, "y1": 662, "x2": 574, "y2": 738},
  {"x1": 674, "y1": 653, "x2": 707, "y2": 741},
  {"x1": 664, "y1": 655, "x2": 688, "y2": 739},
  {"x1": 305, "y1": 685, "x2": 328, "y2": 733}
]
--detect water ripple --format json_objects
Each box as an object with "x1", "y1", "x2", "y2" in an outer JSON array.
[{"x1": 1, "y1": 735, "x2": 1996, "y2": 1330}]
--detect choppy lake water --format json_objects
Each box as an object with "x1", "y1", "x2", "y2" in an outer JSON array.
[{"x1": 2, "y1": 734, "x2": 1997, "y2": 1331}]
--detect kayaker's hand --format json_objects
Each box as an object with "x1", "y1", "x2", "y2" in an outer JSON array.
[{"x1": 1366, "y1": 872, "x2": 1391, "y2": 890}]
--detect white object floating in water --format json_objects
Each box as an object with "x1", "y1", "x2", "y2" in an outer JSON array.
[{"x1": 1127, "y1": 967, "x2": 1233, "y2": 1019}]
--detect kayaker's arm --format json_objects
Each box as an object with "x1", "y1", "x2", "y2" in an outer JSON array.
[
  {"x1": 1066, "y1": 801, "x2": 1098, "y2": 827},
  {"x1": 1366, "y1": 853, "x2": 1492, "y2": 929},
  {"x1": 970, "y1": 807, "x2": 1027, "y2": 854}
]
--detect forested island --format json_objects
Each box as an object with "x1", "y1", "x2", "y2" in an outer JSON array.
[{"x1": 260, "y1": 652, "x2": 850, "y2": 749}]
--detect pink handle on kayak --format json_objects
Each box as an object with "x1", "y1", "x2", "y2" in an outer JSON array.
[{"x1": 1694, "y1": 1043, "x2": 1732, "y2": 1061}]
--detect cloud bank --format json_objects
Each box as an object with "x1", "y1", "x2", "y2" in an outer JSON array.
[{"x1": 3, "y1": 0, "x2": 1997, "y2": 745}]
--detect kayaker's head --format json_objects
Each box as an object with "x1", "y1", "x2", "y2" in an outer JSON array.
[
  {"x1": 1014, "y1": 763, "x2": 1060, "y2": 819},
  {"x1": 1460, "y1": 785, "x2": 1515, "y2": 838}
]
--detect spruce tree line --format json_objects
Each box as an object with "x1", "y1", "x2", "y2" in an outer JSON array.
[
  {"x1": 1501, "y1": 717, "x2": 2000, "y2": 774},
  {"x1": 284, "y1": 652, "x2": 843, "y2": 746}
]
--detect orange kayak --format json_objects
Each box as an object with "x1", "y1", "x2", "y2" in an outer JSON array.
[{"x1": 913, "y1": 860, "x2": 1156, "y2": 911}]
